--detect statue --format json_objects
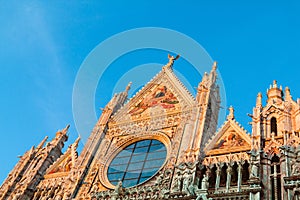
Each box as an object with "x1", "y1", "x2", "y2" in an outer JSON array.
[
  {"x1": 163, "y1": 54, "x2": 180, "y2": 69},
  {"x1": 173, "y1": 173, "x2": 182, "y2": 192},
  {"x1": 182, "y1": 174, "x2": 192, "y2": 194},
  {"x1": 201, "y1": 174, "x2": 209, "y2": 190},
  {"x1": 250, "y1": 164, "x2": 259, "y2": 179},
  {"x1": 114, "y1": 180, "x2": 124, "y2": 195},
  {"x1": 292, "y1": 162, "x2": 300, "y2": 176}
]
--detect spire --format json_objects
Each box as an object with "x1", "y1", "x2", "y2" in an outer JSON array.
[
  {"x1": 285, "y1": 86, "x2": 292, "y2": 100},
  {"x1": 273, "y1": 80, "x2": 278, "y2": 88},
  {"x1": 28, "y1": 146, "x2": 35, "y2": 157},
  {"x1": 256, "y1": 92, "x2": 262, "y2": 107},
  {"x1": 212, "y1": 61, "x2": 217, "y2": 71},
  {"x1": 227, "y1": 106, "x2": 235, "y2": 120},
  {"x1": 125, "y1": 82, "x2": 132, "y2": 93},
  {"x1": 72, "y1": 137, "x2": 81, "y2": 149},
  {"x1": 71, "y1": 137, "x2": 81, "y2": 167},
  {"x1": 209, "y1": 61, "x2": 217, "y2": 86},
  {"x1": 197, "y1": 72, "x2": 209, "y2": 90},
  {"x1": 62, "y1": 124, "x2": 70, "y2": 134},
  {"x1": 55, "y1": 124, "x2": 70, "y2": 139},
  {"x1": 36, "y1": 136, "x2": 48, "y2": 149}
]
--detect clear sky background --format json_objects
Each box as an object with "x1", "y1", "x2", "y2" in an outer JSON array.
[{"x1": 0, "y1": 1, "x2": 299, "y2": 184}]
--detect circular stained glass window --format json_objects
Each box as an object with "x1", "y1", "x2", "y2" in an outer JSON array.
[{"x1": 107, "y1": 139, "x2": 167, "y2": 188}]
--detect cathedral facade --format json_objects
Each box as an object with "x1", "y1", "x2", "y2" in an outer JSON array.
[{"x1": 1, "y1": 56, "x2": 300, "y2": 200}]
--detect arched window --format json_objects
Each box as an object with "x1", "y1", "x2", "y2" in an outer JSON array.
[
  {"x1": 209, "y1": 165, "x2": 217, "y2": 188},
  {"x1": 242, "y1": 161, "x2": 250, "y2": 184},
  {"x1": 271, "y1": 117, "x2": 278, "y2": 136},
  {"x1": 271, "y1": 155, "x2": 281, "y2": 200},
  {"x1": 220, "y1": 165, "x2": 227, "y2": 187},
  {"x1": 230, "y1": 162, "x2": 238, "y2": 186}
]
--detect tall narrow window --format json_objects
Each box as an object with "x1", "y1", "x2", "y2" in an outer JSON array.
[
  {"x1": 230, "y1": 162, "x2": 238, "y2": 186},
  {"x1": 271, "y1": 117, "x2": 278, "y2": 136},
  {"x1": 209, "y1": 165, "x2": 217, "y2": 188},
  {"x1": 242, "y1": 161, "x2": 250, "y2": 184},
  {"x1": 220, "y1": 165, "x2": 227, "y2": 187},
  {"x1": 271, "y1": 155, "x2": 281, "y2": 200}
]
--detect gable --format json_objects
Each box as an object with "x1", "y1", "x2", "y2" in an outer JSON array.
[
  {"x1": 111, "y1": 67, "x2": 195, "y2": 122},
  {"x1": 44, "y1": 152, "x2": 72, "y2": 179},
  {"x1": 213, "y1": 128, "x2": 247, "y2": 149},
  {"x1": 44, "y1": 137, "x2": 80, "y2": 179},
  {"x1": 205, "y1": 120, "x2": 251, "y2": 156},
  {"x1": 262, "y1": 104, "x2": 283, "y2": 117},
  {"x1": 128, "y1": 84, "x2": 180, "y2": 116}
]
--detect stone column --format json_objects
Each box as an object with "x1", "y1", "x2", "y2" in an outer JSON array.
[
  {"x1": 237, "y1": 163, "x2": 242, "y2": 192},
  {"x1": 215, "y1": 165, "x2": 221, "y2": 193},
  {"x1": 280, "y1": 145, "x2": 288, "y2": 200},
  {"x1": 226, "y1": 164, "x2": 232, "y2": 192}
]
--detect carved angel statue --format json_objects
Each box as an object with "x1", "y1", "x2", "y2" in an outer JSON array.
[
  {"x1": 201, "y1": 174, "x2": 209, "y2": 190},
  {"x1": 172, "y1": 174, "x2": 182, "y2": 192},
  {"x1": 182, "y1": 174, "x2": 192, "y2": 194},
  {"x1": 114, "y1": 180, "x2": 124, "y2": 195},
  {"x1": 164, "y1": 54, "x2": 180, "y2": 69},
  {"x1": 292, "y1": 161, "x2": 300, "y2": 176},
  {"x1": 250, "y1": 164, "x2": 259, "y2": 179}
]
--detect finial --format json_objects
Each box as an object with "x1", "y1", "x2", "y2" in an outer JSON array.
[
  {"x1": 198, "y1": 72, "x2": 209, "y2": 89},
  {"x1": 227, "y1": 106, "x2": 235, "y2": 120},
  {"x1": 125, "y1": 82, "x2": 132, "y2": 93},
  {"x1": 212, "y1": 61, "x2": 217, "y2": 71},
  {"x1": 37, "y1": 136, "x2": 48, "y2": 149},
  {"x1": 55, "y1": 124, "x2": 70, "y2": 138},
  {"x1": 62, "y1": 124, "x2": 70, "y2": 134},
  {"x1": 273, "y1": 80, "x2": 277, "y2": 88},
  {"x1": 285, "y1": 87, "x2": 292, "y2": 100},
  {"x1": 163, "y1": 54, "x2": 180, "y2": 69},
  {"x1": 73, "y1": 137, "x2": 81, "y2": 148},
  {"x1": 256, "y1": 92, "x2": 262, "y2": 107}
]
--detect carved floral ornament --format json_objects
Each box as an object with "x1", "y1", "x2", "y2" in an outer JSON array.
[{"x1": 98, "y1": 131, "x2": 172, "y2": 189}]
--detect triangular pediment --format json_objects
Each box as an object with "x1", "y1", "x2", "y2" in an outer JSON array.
[
  {"x1": 262, "y1": 104, "x2": 283, "y2": 117},
  {"x1": 264, "y1": 137, "x2": 283, "y2": 156},
  {"x1": 44, "y1": 138, "x2": 80, "y2": 179},
  {"x1": 205, "y1": 119, "x2": 251, "y2": 156},
  {"x1": 111, "y1": 67, "x2": 196, "y2": 122},
  {"x1": 44, "y1": 151, "x2": 72, "y2": 179}
]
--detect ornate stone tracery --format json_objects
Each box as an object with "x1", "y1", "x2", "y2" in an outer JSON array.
[{"x1": 1, "y1": 57, "x2": 300, "y2": 200}]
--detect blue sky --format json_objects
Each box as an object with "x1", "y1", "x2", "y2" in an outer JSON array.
[{"x1": 0, "y1": 1, "x2": 299, "y2": 183}]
